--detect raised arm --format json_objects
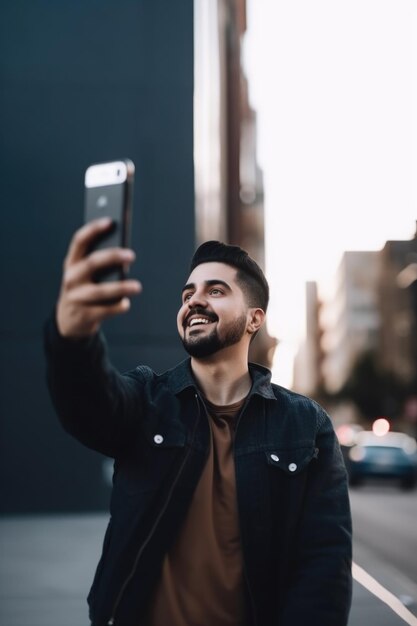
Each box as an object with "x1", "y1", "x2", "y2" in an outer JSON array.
[{"x1": 45, "y1": 219, "x2": 143, "y2": 457}]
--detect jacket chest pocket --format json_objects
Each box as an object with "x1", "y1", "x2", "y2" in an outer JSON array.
[
  {"x1": 263, "y1": 446, "x2": 320, "y2": 548},
  {"x1": 265, "y1": 446, "x2": 319, "y2": 476},
  {"x1": 116, "y1": 428, "x2": 187, "y2": 496}
]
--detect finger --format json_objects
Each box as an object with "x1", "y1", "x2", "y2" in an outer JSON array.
[
  {"x1": 63, "y1": 248, "x2": 136, "y2": 287},
  {"x1": 65, "y1": 218, "x2": 114, "y2": 267},
  {"x1": 69, "y1": 280, "x2": 142, "y2": 304},
  {"x1": 82, "y1": 297, "x2": 133, "y2": 324}
]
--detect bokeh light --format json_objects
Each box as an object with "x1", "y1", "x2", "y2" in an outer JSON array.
[{"x1": 372, "y1": 418, "x2": 390, "y2": 437}]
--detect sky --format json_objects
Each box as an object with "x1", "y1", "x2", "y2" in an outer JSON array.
[{"x1": 244, "y1": 0, "x2": 417, "y2": 387}]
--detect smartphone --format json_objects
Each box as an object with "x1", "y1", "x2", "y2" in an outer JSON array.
[{"x1": 84, "y1": 159, "x2": 135, "y2": 282}]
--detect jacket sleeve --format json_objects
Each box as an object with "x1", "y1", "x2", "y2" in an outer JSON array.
[
  {"x1": 278, "y1": 408, "x2": 352, "y2": 626},
  {"x1": 43, "y1": 313, "x2": 148, "y2": 458}
]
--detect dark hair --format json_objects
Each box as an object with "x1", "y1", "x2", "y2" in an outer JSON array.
[{"x1": 189, "y1": 241, "x2": 269, "y2": 312}]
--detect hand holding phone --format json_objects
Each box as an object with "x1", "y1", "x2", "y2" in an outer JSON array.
[{"x1": 55, "y1": 160, "x2": 141, "y2": 339}]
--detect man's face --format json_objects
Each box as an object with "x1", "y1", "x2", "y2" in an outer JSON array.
[{"x1": 177, "y1": 262, "x2": 250, "y2": 358}]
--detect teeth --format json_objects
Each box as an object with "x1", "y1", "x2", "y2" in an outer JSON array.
[{"x1": 189, "y1": 318, "x2": 210, "y2": 327}]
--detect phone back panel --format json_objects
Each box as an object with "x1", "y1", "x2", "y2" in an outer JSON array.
[{"x1": 84, "y1": 179, "x2": 132, "y2": 282}]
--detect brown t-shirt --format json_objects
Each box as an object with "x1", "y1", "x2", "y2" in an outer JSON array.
[{"x1": 145, "y1": 397, "x2": 246, "y2": 626}]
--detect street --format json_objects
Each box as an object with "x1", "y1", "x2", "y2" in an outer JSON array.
[
  {"x1": 1, "y1": 485, "x2": 417, "y2": 625},
  {"x1": 349, "y1": 483, "x2": 417, "y2": 625},
  {"x1": 351, "y1": 483, "x2": 417, "y2": 585}
]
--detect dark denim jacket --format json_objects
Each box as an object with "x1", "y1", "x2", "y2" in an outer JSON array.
[{"x1": 44, "y1": 319, "x2": 352, "y2": 626}]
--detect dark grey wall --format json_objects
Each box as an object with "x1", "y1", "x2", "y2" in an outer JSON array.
[{"x1": 0, "y1": 1, "x2": 195, "y2": 512}]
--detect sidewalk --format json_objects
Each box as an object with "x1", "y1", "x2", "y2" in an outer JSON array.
[
  {"x1": 0, "y1": 513, "x2": 412, "y2": 626},
  {"x1": 0, "y1": 514, "x2": 107, "y2": 626}
]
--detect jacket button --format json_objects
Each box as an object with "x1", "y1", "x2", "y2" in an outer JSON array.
[
  {"x1": 153, "y1": 434, "x2": 164, "y2": 444},
  {"x1": 270, "y1": 454, "x2": 279, "y2": 462},
  {"x1": 288, "y1": 463, "x2": 297, "y2": 472}
]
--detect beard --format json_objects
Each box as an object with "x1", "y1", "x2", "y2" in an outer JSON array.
[{"x1": 181, "y1": 313, "x2": 247, "y2": 358}]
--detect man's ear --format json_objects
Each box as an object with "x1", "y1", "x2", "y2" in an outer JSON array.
[{"x1": 247, "y1": 308, "x2": 265, "y2": 335}]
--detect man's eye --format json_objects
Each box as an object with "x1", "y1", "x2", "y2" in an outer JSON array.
[
  {"x1": 210, "y1": 288, "x2": 222, "y2": 296},
  {"x1": 183, "y1": 293, "x2": 193, "y2": 302}
]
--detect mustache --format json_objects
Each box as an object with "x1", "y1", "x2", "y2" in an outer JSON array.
[{"x1": 184, "y1": 306, "x2": 218, "y2": 328}]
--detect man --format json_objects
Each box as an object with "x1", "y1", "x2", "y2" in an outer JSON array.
[{"x1": 44, "y1": 218, "x2": 352, "y2": 626}]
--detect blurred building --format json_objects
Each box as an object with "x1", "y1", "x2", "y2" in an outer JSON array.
[
  {"x1": 1, "y1": 0, "x2": 196, "y2": 513},
  {"x1": 320, "y1": 251, "x2": 380, "y2": 393},
  {"x1": 293, "y1": 282, "x2": 323, "y2": 396},
  {"x1": 1, "y1": 0, "x2": 274, "y2": 513},
  {"x1": 294, "y1": 228, "x2": 417, "y2": 427},
  {"x1": 194, "y1": 0, "x2": 277, "y2": 367},
  {"x1": 378, "y1": 227, "x2": 417, "y2": 385}
]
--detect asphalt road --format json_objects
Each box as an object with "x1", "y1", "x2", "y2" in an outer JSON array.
[
  {"x1": 350, "y1": 482, "x2": 417, "y2": 622},
  {"x1": 350, "y1": 483, "x2": 417, "y2": 585}
]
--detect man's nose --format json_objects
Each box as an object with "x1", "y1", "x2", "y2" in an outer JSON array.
[{"x1": 187, "y1": 290, "x2": 207, "y2": 308}]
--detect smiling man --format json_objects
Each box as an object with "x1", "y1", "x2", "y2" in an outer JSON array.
[
  {"x1": 180, "y1": 266, "x2": 250, "y2": 360},
  {"x1": 44, "y1": 220, "x2": 352, "y2": 626}
]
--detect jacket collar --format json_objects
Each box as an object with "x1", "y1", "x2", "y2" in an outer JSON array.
[{"x1": 166, "y1": 358, "x2": 276, "y2": 401}]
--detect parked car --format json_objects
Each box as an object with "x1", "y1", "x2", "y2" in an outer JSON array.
[{"x1": 347, "y1": 431, "x2": 417, "y2": 489}]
